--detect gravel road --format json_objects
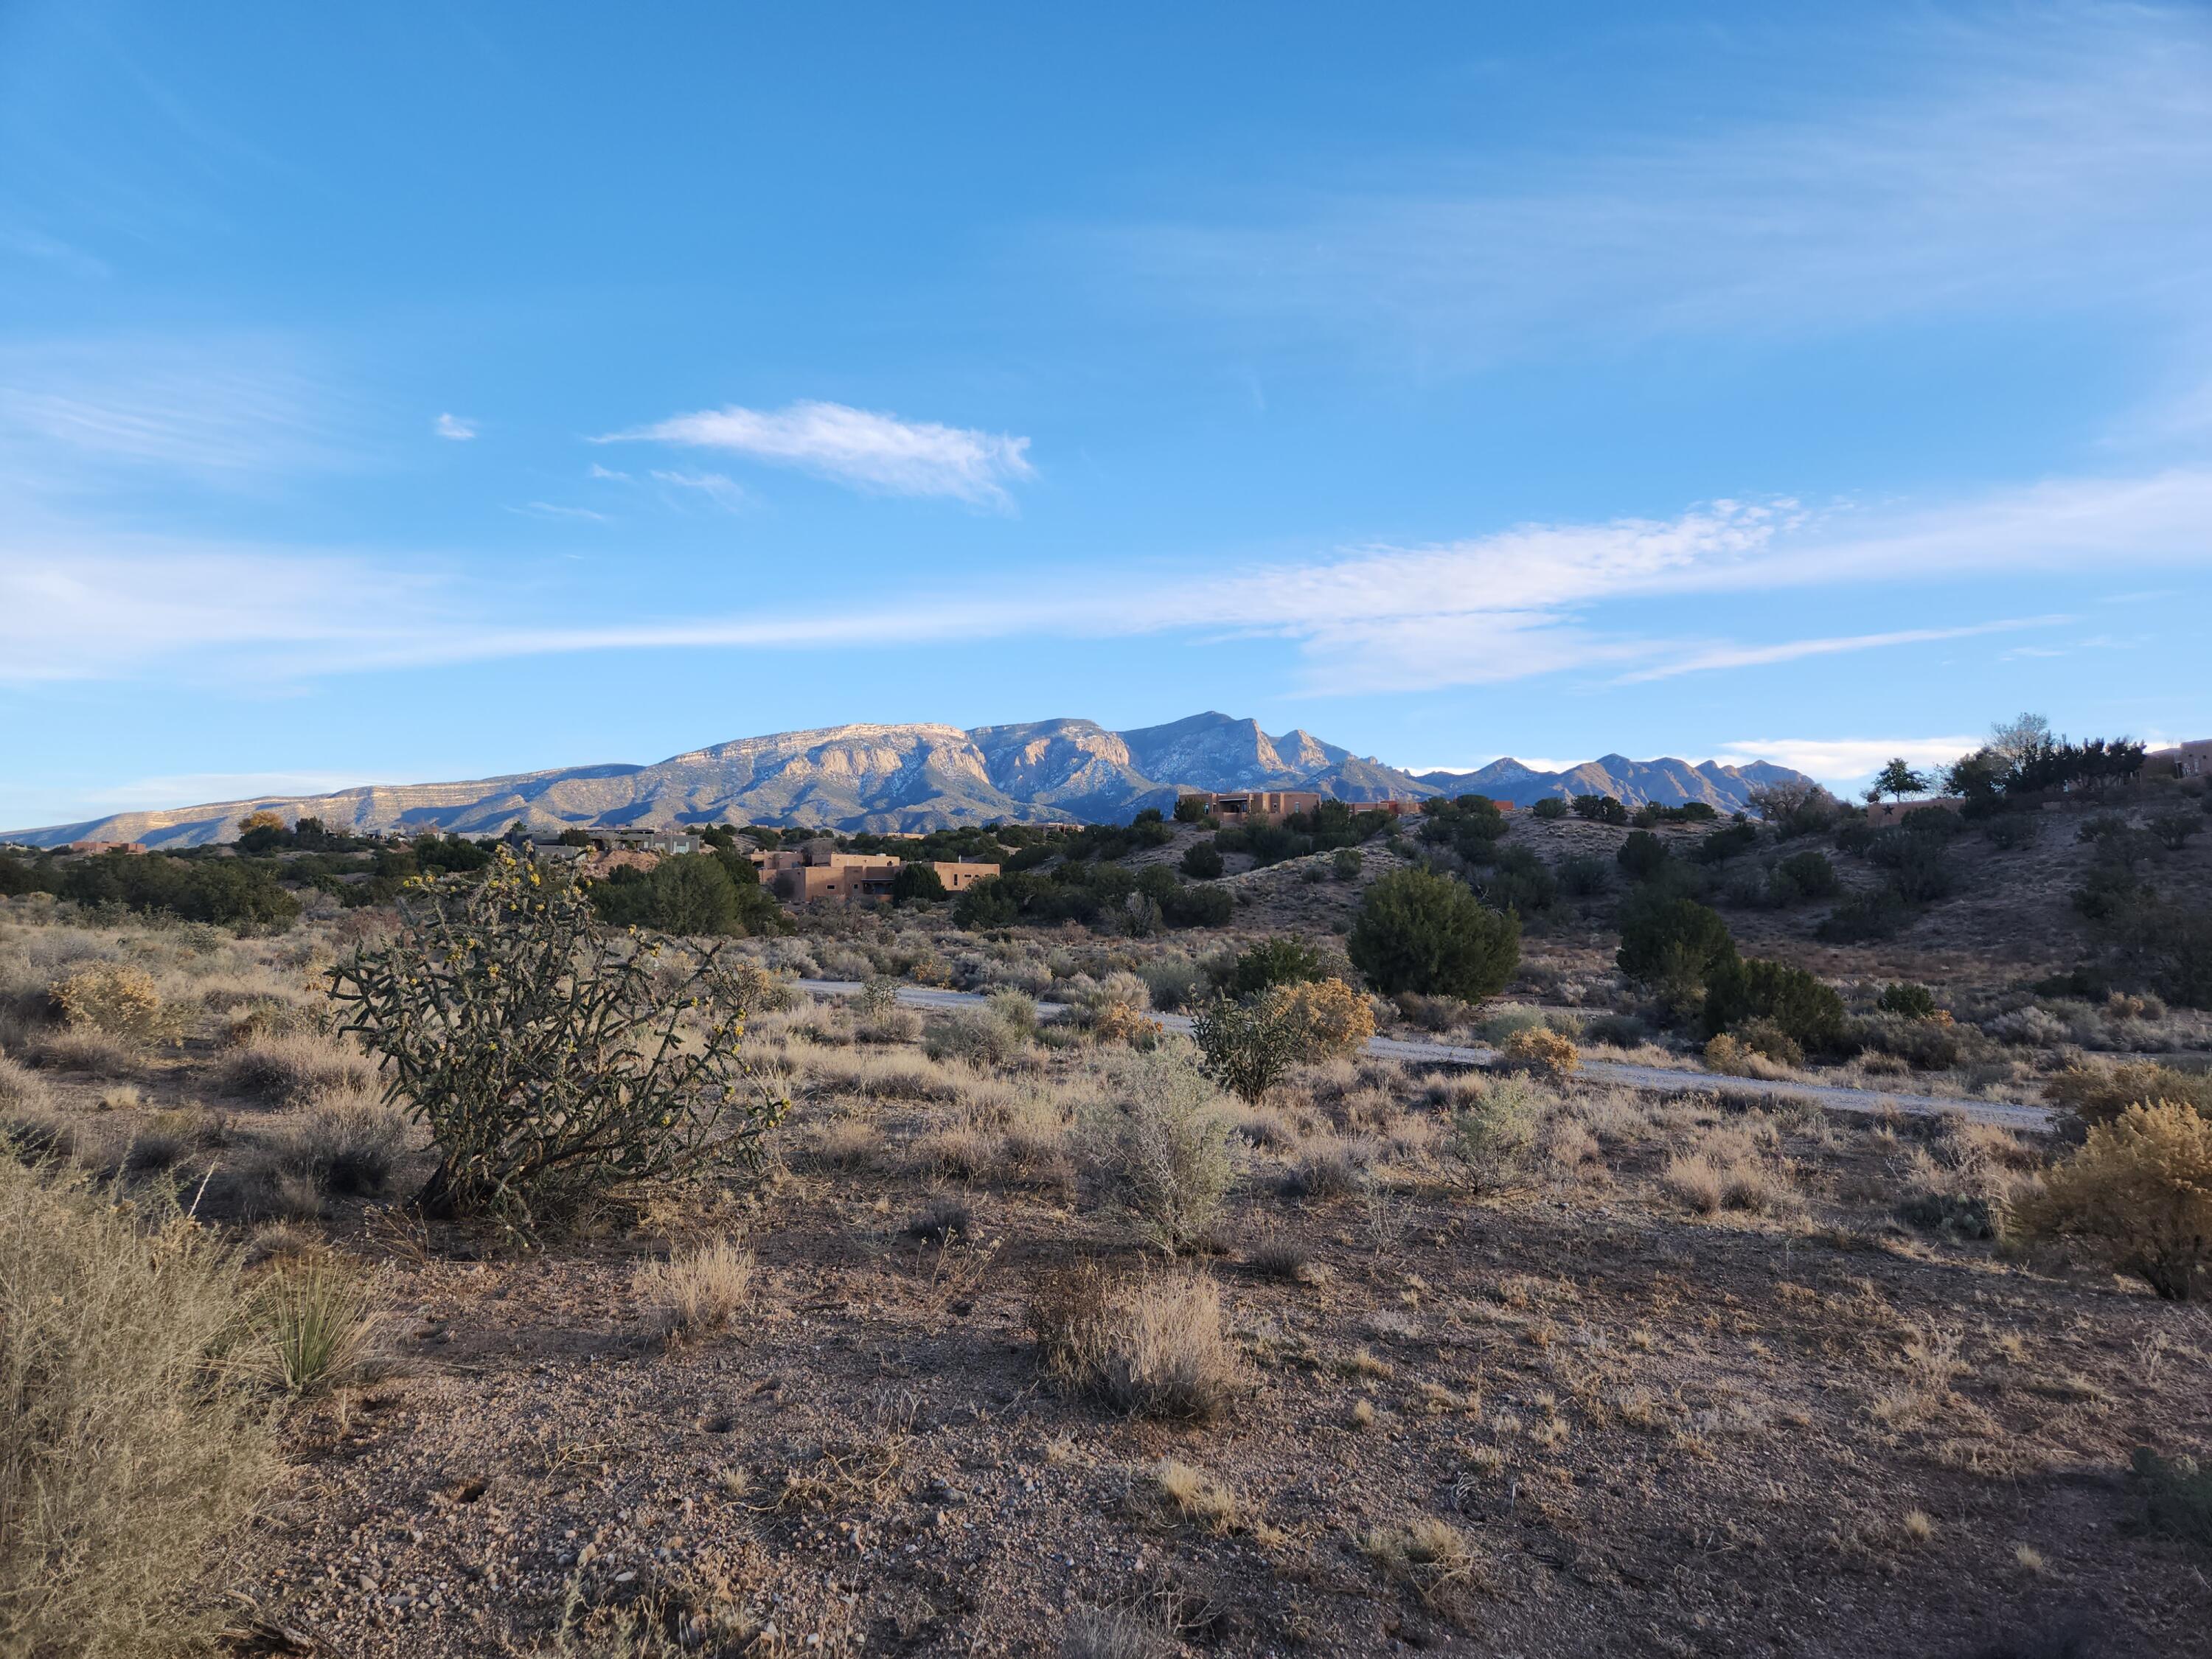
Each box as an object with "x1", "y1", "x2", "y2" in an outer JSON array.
[{"x1": 794, "y1": 979, "x2": 2056, "y2": 1132}]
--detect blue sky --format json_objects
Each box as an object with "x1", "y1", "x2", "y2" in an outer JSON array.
[{"x1": 4, "y1": 2, "x2": 2210, "y2": 827}]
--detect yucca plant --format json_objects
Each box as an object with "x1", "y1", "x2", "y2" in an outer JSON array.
[{"x1": 247, "y1": 1255, "x2": 378, "y2": 1395}]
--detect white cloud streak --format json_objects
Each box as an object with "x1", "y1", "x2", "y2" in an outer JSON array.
[
  {"x1": 5, "y1": 465, "x2": 2211, "y2": 689},
  {"x1": 1711, "y1": 737, "x2": 1984, "y2": 787},
  {"x1": 434, "y1": 412, "x2": 476, "y2": 440},
  {"x1": 650, "y1": 469, "x2": 748, "y2": 512},
  {"x1": 597, "y1": 400, "x2": 1034, "y2": 507}
]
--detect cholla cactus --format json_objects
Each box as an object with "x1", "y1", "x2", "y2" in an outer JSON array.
[{"x1": 326, "y1": 849, "x2": 786, "y2": 1233}]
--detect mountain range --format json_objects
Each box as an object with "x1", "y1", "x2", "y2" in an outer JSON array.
[
  {"x1": 3, "y1": 712, "x2": 1812, "y2": 849},
  {"x1": 1418, "y1": 754, "x2": 1810, "y2": 813}
]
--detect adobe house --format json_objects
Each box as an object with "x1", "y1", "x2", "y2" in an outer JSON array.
[
  {"x1": 2147, "y1": 740, "x2": 2212, "y2": 780},
  {"x1": 748, "y1": 844, "x2": 999, "y2": 902},
  {"x1": 1864, "y1": 797, "x2": 1965, "y2": 827},
  {"x1": 1179, "y1": 791, "x2": 1439, "y2": 825}
]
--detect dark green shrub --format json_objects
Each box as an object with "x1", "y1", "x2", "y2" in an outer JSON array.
[
  {"x1": 1616, "y1": 831, "x2": 1670, "y2": 882},
  {"x1": 1818, "y1": 888, "x2": 1910, "y2": 942},
  {"x1": 1173, "y1": 795, "x2": 1213, "y2": 824},
  {"x1": 1616, "y1": 891, "x2": 1737, "y2": 1001},
  {"x1": 1477, "y1": 845, "x2": 1557, "y2": 915},
  {"x1": 1878, "y1": 981, "x2": 1939, "y2": 1018},
  {"x1": 1161, "y1": 883, "x2": 1234, "y2": 928},
  {"x1": 591, "y1": 852, "x2": 782, "y2": 936},
  {"x1": 1833, "y1": 819, "x2": 1875, "y2": 856},
  {"x1": 1885, "y1": 982, "x2": 1938, "y2": 1022},
  {"x1": 1868, "y1": 831, "x2": 1955, "y2": 902},
  {"x1": 1695, "y1": 822, "x2": 1759, "y2": 864},
  {"x1": 953, "y1": 877, "x2": 1021, "y2": 928},
  {"x1": 1180, "y1": 841, "x2": 1225, "y2": 880},
  {"x1": 1557, "y1": 855, "x2": 1611, "y2": 897},
  {"x1": 1573, "y1": 793, "x2": 1628, "y2": 824},
  {"x1": 328, "y1": 851, "x2": 787, "y2": 1233},
  {"x1": 1770, "y1": 849, "x2": 1840, "y2": 901},
  {"x1": 58, "y1": 852, "x2": 301, "y2": 931},
  {"x1": 2151, "y1": 812, "x2": 2202, "y2": 852},
  {"x1": 1531, "y1": 798, "x2": 1568, "y2": 821},
  {"x1": 1703, "y1": 958, "x2": 1851, "y2": 1053},
  {"x1": 1898, "y1": 805, "x2": 1963, "y2": 841},
  {"x1": 1418, "y1": 796, "x2": 1510, "y2": 864},
  {"x1": 1231, "y1": 937, "x2": 1326, "y2": 996},
  {"x1": 891, "y1": 862, "x2": 947, "y2": 904},
  {"x1": 2073, "y1": 863, "x2": 2154, "y2": 922},
  {"x1": 1348, "y1": 868, "x2": 1519, "y2": 1001}
]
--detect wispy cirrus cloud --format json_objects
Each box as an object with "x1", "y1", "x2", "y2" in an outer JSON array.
[
  {"x1": 0, "y1": 337, "x2": 350, "y2": 480},
  {"x1": 508, "y1": 501, "x2": 610, "y2": 524},
  {"x1": 434, "y1": 412, "x2": 476, "y2": 441},
  {"x1": 649, "y1": 469, "x2": 747, "y2": 512},
  {"x1": 596, "y1": 399, "x2": 1034, "y2": 508},
  {"x1": 1614, "y1": 619, "x2": 2067, "y2": 684},
  {"x1": 1096, "y1": 7, "x2": 2212, "y2": 367}
]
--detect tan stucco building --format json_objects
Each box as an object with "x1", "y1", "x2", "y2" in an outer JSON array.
[{"x1": 748, "y1": 846, "x2": 999, "y2": 902}]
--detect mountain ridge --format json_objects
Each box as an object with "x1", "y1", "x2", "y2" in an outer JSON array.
[
  {"x1": 1416, "y1": 754, "x2": 1806, "y2": 812},
  {"x1": 5, "y1": 714, "x2": 1812, "y2": 849}
]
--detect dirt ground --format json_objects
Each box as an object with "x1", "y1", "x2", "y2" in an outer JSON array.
[
  {"x1": 214, "y1": 1037, "x2": 2209, "y2": 1659},
  {"x1": 7, "y1": 791, "x2": 2212, "y2": 1659}
]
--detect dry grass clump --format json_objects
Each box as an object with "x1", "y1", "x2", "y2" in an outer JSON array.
[
  {"x1": 910, "y1": 1116, "x2": 1007, "y2": 1180},
  {"x1": 0, "y1": 1159, "x2": 274, "y2": 1658},
  {"x1": 905, "y1": 1197, "x2": 973, "y2": 1244},
  {"x1": 1279, "y1": 1136, "x2": 1366, "y2": 1200},
  {"x1": 1500, "y1": 1026, "x2": 1579, "y2": 1079},
  {"x1": 1358, "y1": 1515, "x2": 1484, "y2": 1605},
  {"x1": 1027, "y1": 1261, "x2": 1244, "y2": 1421},
  {"x1": 1060, "y1": 1605, "x2": 1176, "y2": 1659},
  {"x1": 1660, "y1": 1147, "x2": 1798, "y2": 1216},
  {"x1": 220, "y1": 1030, "x2": 374, "y2": 1107},
  {"x1": 1148, "y1": 1457, "x2": 1240, "y2": 1531},
  {"x1": 122, "y1": 1107, "x2": 223, "y2": 1175},
  {"x1": 2045, "y1": 1060, "x2": 2212, "y2": 1124},
  {"x1": 854, "y1": 1005, "x2": 924, "y2": 1046},
  {"x1": 31, "y1": 1026, "x2": 142, "y2": 1077},
  {"x1": 924, "y1": 1007, "x2": 1026, "y2": 1068},
  {"x1": 217, "y1": 994, "x2": 324, "y2": 1048},
  {"x1": 0, "y1": 1051, "x2": 52, "y2": 1113},
  {"x1": 2008, "y1": 1102, "x2": 2212, "y2": 1299},
  {"x1": 1703, "y1": 1033, "x2": 1795, "y2": 1081},
  {"x1": 285, "y1": 1099, "x2": 411, "y2": 1196},
  {"x1": 1896, "y1": 1119, "x2": 2037, "y2": 1238},
  {"x1": 802, "y1": 1116, "x2": 877, "y2": 1170},
  {"x1": 1248, "y1": 1228, "x2": 1329, "y2": 1284},
  {"x1": 633, "y1": 1237, "x2": 757, "y2": 1339}
]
